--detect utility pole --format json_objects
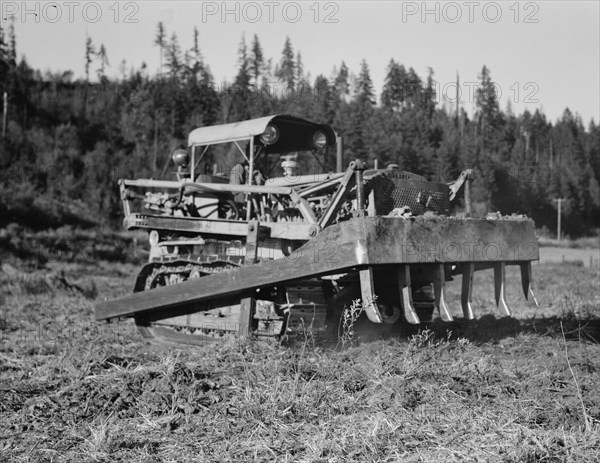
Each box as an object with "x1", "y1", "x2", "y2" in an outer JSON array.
[{"x1": 554, "y1": 197, "x2": 565, "y2": 241}]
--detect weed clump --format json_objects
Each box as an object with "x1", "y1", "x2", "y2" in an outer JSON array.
[{"x1": 338, "y1": 298, "x2": 368, "y2": 347}]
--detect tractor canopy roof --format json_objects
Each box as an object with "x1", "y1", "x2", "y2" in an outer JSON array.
[{"x1": 187, "y1": 115, "x2": 336, "y2": 155}]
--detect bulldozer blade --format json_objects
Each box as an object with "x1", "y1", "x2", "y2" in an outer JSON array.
[
  {"x1": 461, "y1": 263, "x2": 475, "y2": 320},
  {"x1": 359, "y1": 267, "x2": 383, "y2": 323},
  {"x1": 398, "y1": 264, "x2": 420, "y2": 324},
  {"x1": 433, "y1": 264, "x2": 454, "y2": 322},
  {"x1": 520, "y1": 261, "x2": 539, "y2": 307},
  {"x1": 494, "y1": 262, "x2": 511, "y2": 316}
]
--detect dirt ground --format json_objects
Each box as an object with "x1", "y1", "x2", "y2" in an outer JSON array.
[{"x1": 1, "y1": 260, "x2": 599, "y2": 462}]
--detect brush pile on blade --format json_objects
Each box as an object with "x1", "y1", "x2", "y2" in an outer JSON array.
[{"x1": 95, "y1": 115, "x2": 539, "y2": 345}]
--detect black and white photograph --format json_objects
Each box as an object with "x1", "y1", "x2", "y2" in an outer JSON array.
[{"x1": 1, "y1": 1, "x2": 599, "y2": 461}]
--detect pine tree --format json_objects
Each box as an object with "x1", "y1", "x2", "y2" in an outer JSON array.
[
  {"x1": 192, "y1": 27, "x2": 201, "y2": 61},
  {"x1": 354, "y1": 59, "x2": 375, "y2": 106},
  {"x1": 588, "y1": 119, "x2": 600, "y2": 182},
  {"x1": 7, "y1": 17, "x2": 16, "y2": 66},
  {"x1": 436, "y1": 120, "x2": 460, "y2": 181},
  {"x1": 118, "y1": 59, "x2": 127, "y2": 80},
  {"x1": 234, "y1": 34, "x2": 250, "y2": 90},
  {"x1": 313, "y1": 74, "x2": 334, "y2": 123},
  {"x1": 182, "y1": 27, "x2": 206, "y2": 84},
  {"x1": 275, "y1": 37, "x2": 295, "y2": 88},
  {"x1": 475, "y1": 65, "x2": 501, "y2": 149},
  {"x1": 84, "y1": 37, "x2": 95, "y2": 82},
  {"x1": 250, "y1": 34, "x2": 264, "y2": 86},
  {"x1": 96, "y1": 44, "x2": 109, "y2": 81},
  {"x1": 422, "y1": 67, "x2": 436, "y2": 119},
  {"x1": 334, "y1": 61, "x2": 350, "y2": 101},
  {"x1": 405, "y1": 67, "x2": 422, "y2": 108},
  {"x1": 334, "y1": 60, "x2": 376, "y2": 164},
  {"x1": 381, "y1": 59, "x2": 407, "y2": 111},
  {"x1": 228, "y1": 35, "x2": 251, "y2": 121},
  {"x1": 531, "y1": 109, "x2": 549, "y2": 164},
  {"x1": 199, "y1": 69, "x2": 219, "y2": 125},
  {"x1": 82, "y1": 36, "x2": 95, "y2": 117},
  {"x1": 296, "y1": 52, "x2": 305, "y2": 85},
  {"x1": 154, "y1": 22, "x2": 166, "y2": 75},
  {"x1": 191, "y1": 27, "x2": 204, "y2": 74},
  {"x1": 165, "y1": 33, "x2": 182, "y2": 77},
  {"x1": 0, "y1": 22, "x2": 5, "y2": 61},
  {"x1": 0, "y1": 22, "x2": 8, "y2": 92}
]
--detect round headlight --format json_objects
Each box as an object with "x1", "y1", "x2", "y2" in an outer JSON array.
[
  {"x1": 260, "y1": 124, "x2": 279, "y2": 145},
  {"x1": 312, "y1": 131, "x2": 328, "y2": 149},
  {"x1": 172, "y1": 149, "x2": 190, "y2": 167}
]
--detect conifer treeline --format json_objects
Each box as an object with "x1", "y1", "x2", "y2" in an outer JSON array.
[{"x1": 1, "y1": 22, "x2": 598, "y2": 236}]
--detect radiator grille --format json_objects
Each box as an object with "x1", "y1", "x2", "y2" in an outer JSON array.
[{"x1": 372, "y1": 176, "x2": 450, "y2": 216}]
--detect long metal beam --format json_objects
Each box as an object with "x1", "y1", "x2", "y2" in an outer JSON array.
[{"x1": 123, "y1": 214, "x2": 316, "y2": 240}]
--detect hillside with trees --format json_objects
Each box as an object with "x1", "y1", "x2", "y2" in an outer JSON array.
[{"x1": 1, "y1": 21, "x2": 598, "y2": 237}]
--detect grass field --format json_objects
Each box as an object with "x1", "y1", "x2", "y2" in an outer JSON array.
[
  {"x1": 538, "y1": 246, "x2": 600, "y2": 268},
  {"x1": 1, "y1": 260, "x2": 599, "y2": 462}
]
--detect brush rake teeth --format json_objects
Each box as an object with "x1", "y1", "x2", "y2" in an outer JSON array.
[
  {"x1": 428, "y1": 259, "x2": 539, "y2": 323},
  {"x1": 359, "y1": 259, "x2": 539, "y2": 326},
  {"x1": 461, "y1": 263, "x2": 476, "y2": 320},
  {"x1": 494, "y1": 262, "x2": 512, "y2": 316},
  {"x1": 359, "y1": 267, "x2": 383, "y2": 324},
  {"x1": 434, "y1": 263, "x2": 454, "y2": 322},
  {"x1": 520, "y1": 261, "x2": 539, "y2": 307},
  {"x1": 398, "y1": 264, "x2": 420, "y2": 325}
]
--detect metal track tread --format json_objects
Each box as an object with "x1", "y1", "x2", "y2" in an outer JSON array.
[{"x1": 134, "y1": 264, "x2": 329, "y2": 344}]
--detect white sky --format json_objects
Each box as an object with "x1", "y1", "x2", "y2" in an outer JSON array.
[{"x1": 4, "y1": 0, "x2": 600, "y2": 125}]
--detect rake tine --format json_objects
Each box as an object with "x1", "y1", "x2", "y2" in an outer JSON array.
[
  {"x1": 433, "y1": 264, "x2": 453, "y2": 322},
  {"x1": 519, "y1": 261, "x2": 539, "y2": 307},
  {"x1": 398, "y1": 264, "x2": 420, "y2": 324},
  {"x1": 493, "y1": 262, "x2": 511, "y2": 316},
  {"x1": 359, "y1": 267, "x2": 383, "y2": 323},
  {"x1": 461, "y1": 263, "x2": 475, "y2": 320}
]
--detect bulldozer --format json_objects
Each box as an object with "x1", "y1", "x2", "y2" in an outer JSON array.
[{"x1": 95, "y1": 115, "x2": 539, "y2": 345}]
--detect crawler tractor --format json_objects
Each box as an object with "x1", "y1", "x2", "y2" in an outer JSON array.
[{"x1": 95, "y1": 115, "x2": 539, "y2": 344}]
